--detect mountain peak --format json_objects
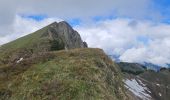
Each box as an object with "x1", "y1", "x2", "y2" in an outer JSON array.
[
  {"x1": 0, "y1": 20, "x2": 88, "y2": 58},
  {"x1": 46, "y1": 21, "x2": 87, "y2": 49},
  {"x1": 49, "y1": 21, "x2": 57, "y2": 25},
  {"x1": 49, "y1": 21, "x2": 71, "y2": 27},
  {"x1": 58, "y1": 21, "x2": 69, "y2": 25}
]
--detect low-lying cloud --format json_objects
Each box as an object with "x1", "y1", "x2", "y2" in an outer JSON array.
[
  {"x1": 75, "y1": 18, "x2": 170, "y2": 67},
  {"x1": 0, "y1": 15, "x2": 62, "y2": 45}
]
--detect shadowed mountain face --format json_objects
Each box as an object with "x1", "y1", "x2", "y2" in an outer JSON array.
[{"x1": 46, "y1": 21, "x2": 87, "y2": 49}]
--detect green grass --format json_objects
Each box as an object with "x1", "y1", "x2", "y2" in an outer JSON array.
[
  {"x1": 0, "y1": 25, "x2": 48, "y2": 51},
  {"x1": 0, "y1": 48, "x2": 128, "y2": 100},
  {"x1": 0, "y1": 23, "x2": 63, "y2": 67}
]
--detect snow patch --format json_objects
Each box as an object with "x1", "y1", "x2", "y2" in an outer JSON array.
[
  {"x1": 159, "y1": 93, "x2": 162, "y2": 96},
  {"x1": 156, "y1": 84, "x2": 160, "y2": 86},
  {"x1": 138, "y1": 79, "x2": 146, "y2": 86},
  {"x1": 124, "y1": 79, "x2": 152, "y2": 100},
  {"x1": 16, "y1": 58, "x2": 23, "y2": 63}
]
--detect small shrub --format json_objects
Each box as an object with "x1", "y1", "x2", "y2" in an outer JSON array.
[
  {"x1": 0, "y1": 89, "x2": 12, "y2": 99},
  {"x1": 50, "y1": 39, "x2": 65, "y2": 51}
]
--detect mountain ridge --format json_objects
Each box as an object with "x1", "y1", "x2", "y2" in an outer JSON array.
[{"x1": 0, "y1": 21, "x2": 129, "y2": 100}]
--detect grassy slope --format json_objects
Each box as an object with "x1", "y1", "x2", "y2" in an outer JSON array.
[
  {"x1": 1, "y1": 26, "x2": 48, "y2": 50},
  {"x1": 0, "y1": 48, "x2": 128, "y2": 100},
  {"x1": 0, "y1": 25, "x2": 49, "y2": 61}
]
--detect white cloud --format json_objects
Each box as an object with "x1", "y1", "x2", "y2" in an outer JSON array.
[
  {"x1": 0, "y1": 15, "x2": 62, "y2": 45},
  {"x1": 0, "y1": 0, "x2": 156, "y2": 37},
  {"x1": 0, "y1": 0, "x2": 152, "y2": 19},
  {"x1": 75, "y1": 18, "x2": 170, "y2": 66}
]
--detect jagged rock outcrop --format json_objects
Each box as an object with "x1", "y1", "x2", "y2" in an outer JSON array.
[{"x1": 46, "y1": 21, "x2": 87, "y2": 50}]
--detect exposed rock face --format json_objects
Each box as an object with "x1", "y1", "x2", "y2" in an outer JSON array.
[
  {"x1": 83, "y1": 42, "x2": 88, "y2": 48},
  {"x1": 46, "y1": 21, "x2": 87, "y2": 49}
]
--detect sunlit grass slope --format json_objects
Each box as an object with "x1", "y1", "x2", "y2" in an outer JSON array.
[{"x1": 0, "y1": 48, "x2": 128, "y2": 100}]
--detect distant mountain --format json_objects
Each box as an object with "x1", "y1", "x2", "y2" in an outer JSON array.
[
  {"x1": 142, "y1": 62, "x2": 161, "y2": 72},
  {"x1": 109, "y1": 55, "x2": 164, "y2": 71},
  {"x1": 108, "y1": 55, "x2": 121, "y2": 62},
  {"x1": 117, "y1": 62, "x2": 146, "y2": 75}
]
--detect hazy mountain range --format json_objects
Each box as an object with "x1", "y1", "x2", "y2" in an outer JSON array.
[{"x1": 109, "y1": 55, "x2": 170, "y2": 71}]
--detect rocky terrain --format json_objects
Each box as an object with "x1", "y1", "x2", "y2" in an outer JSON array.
[{"x1": 118, "y1": 62, "x2": 170, "y2": 100}]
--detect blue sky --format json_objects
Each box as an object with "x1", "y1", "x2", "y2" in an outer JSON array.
[
  {"x1": 154, "y1": 0, "x2": 170, "y2": 12},
  {"x1": 20, "y1": 0, "x2": 170, "y2": 26},
  {"x1": 153, "y1": 0, "x2": 170, "y2": 22},
  {"x1": 21, "y1": 15, "x2": 48, "y2": 22}
]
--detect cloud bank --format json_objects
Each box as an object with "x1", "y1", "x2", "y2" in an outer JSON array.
[
  {"x1": 0, "y1": 15, "x2": 62, "y2": 45},
  {"x1": 0, "y1": 0, "x2": 159, "y2": 36},
  {"x1": 75, "y1": 19, "x2": 170, "y2": 67}
]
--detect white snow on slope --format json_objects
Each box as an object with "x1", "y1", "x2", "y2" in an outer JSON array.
[
  {"x1": 159, "y1": 93, "x2": 162, "y2": 97},
  {"x1": 124, "y1": 79, "x2": 152, "y2": 100},
  {"x1": 16, "y1": 58, "x2": 23, "y2": 63}
]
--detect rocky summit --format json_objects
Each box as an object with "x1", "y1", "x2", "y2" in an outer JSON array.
[{"x1": 46, "y1": 21, "x2": 88, "y2": 49}]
